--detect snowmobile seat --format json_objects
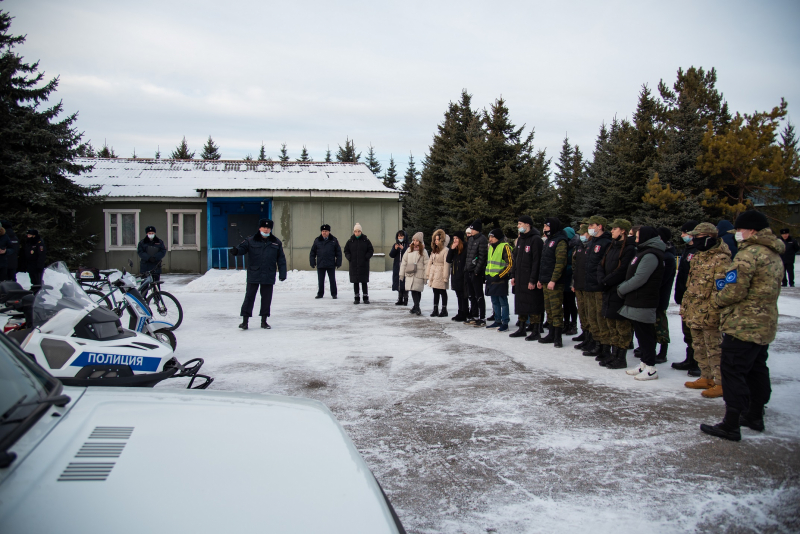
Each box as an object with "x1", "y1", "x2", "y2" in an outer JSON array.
[{"x1": 0, "y1": 281, "x2": 29, "y2": 304}]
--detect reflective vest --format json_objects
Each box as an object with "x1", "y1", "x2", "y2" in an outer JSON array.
[{"x1": 486, "y1": 242, "x2": 511, "y2": 277}]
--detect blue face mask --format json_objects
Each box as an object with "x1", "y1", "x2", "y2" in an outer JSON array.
[
  {"x1": 260, "y1": 231, "x2": 270, "y2": 237},
  {"x1": 682, "y1": 235, "x2": 692, "y2": 243},
  {"x1": 518, "y1": 227, "x2": 527, "y2": 234},
  {"x1": 579, "y1": 235, "x2": 588, "y2": 243}
]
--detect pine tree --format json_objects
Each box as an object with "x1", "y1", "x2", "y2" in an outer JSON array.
[
  {"x1": 258, "y1": 143, "x2": 268, "y2": 161},
  {"x1": 243, "y1": 154, "x2": 253, "y2": 161},
  {"x1": 279, "y1": 143, "x2": 289, "y2": 162},
  {"x1": 401, "y1": 153, "x2": 420, "y2": 229},
  {"x1": 0, "y1": 9, "x2": 101, "y2": 265},
  {"x1": 77, "y1": 140, "x2": 96, "y2": 157},
  {"x1": 200, "y1": 135, "x2": 221, "y2": 160},
  {"x1": 553, "y1": 136, "x2": 584, "y2": 224},
  {"x1": 336, "y1": 137, "x2": 361, "y2": 162},
  {"x1": 296, "y1": 146, "x2": 311, "y2": 162},
  {"x1": 131, "y1": 148, "x2": 137, "y2": 159},
  {"x1": 325, "y1": 146, "x2": 332, "y2": 162},
  {"x1": 364, "y1": 144, "x2": 382, "y2": 175},
  {"x1": 170, "y1": 136, "x2": 195, "y2": 159},
  {"x1": 382, "y1": 155, "x2": 398, "y2": 189},
  {"x1": 97, "y1": 140, "x2": 117, "y2": 158},
  {"x1": 155, "y1": 146, "x2": 161, "y2": 160}
]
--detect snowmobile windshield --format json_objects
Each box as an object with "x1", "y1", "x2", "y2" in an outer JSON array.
[{"x1": 33, "y1": 262, "x2": 98, "y2": 328}]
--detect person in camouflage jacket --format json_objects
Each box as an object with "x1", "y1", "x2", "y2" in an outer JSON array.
[
  {"x1": 701, "y1": 211, "x2": 785, "y2": 442},
  {"x1": 679, "y1": 223, "x2": 732, "y2": 397}
]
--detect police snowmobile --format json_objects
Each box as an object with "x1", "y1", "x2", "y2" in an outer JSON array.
[{"x1": 5, "y1": 262, "x2": 212, "y2": 389}]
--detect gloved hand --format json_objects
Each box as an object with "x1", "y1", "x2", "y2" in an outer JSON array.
[
  {"x1": 279, "y1": 276, "x2": 286, "y2": 282},
  {"x1": 229, "y1": 247, "x2": 238, "y2": 256},
  {"x1": 310, "y1": 263, "x2": 316, "y2": 269}
]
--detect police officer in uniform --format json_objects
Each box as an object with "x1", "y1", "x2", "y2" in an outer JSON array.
[
  {"x1": 22, "y1": 229, "x2": 47, "y2": 287},
  {"x1": 538, "y1": 217, "x2": 568, "y2": 347},
  {"x1": 230, "y1": 218, "x2": 287, "y2": 330},
  {"x1": 137, "y1": 225, "x2": 167, "y2": 281},
  {"x1": 701, "y1": 211, "x2": 785, "y2": 441}
]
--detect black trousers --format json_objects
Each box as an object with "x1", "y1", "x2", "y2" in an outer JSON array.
[
  {"x1": 720, "y1": 334, "x2": 771, "y2": 412},
  {"x1": 563, "y1": 288, "x2": 577, "y2": 324},
  {"x1": 28, "y1": 269, "x2": 44, "y2": 288},
  {"x1": 631, "y1": 319, "x2": 657, "y2": 366},
  {"x1": 0, "y1": 265, "x2": 11, "y2": 282},
  {"x1": 317, "y1": 268, "x2": 337, "y2": 296},
  {"x1": 432, "y1": 288, "x2": 448, "y2": 307},
  {"x1": 783, "y1": 262, "x2": 795, "y2": 286},
  {"x1": 454, "y1": 289, "x2": 467, "y2": 315},
  {"x1": 467, "y1": 273, "x2": 485, "y2": 319},
  {"x1": 681, "y1": 319, "x2": 694, "y2": 355},
  {"x1": 353, "y1": 282, "x2": 368, "y2": 296},
  {"x1": 411, "y1": 290, "x2": 421, "y2": 307},
  {"x1": 240, "y1": 283, "x2": 274, "y2": 317}
]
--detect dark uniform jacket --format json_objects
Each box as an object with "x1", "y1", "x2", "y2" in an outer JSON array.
[
  {"x1": 622, "y1": 245, "x2": 665, "y2": 309},
  {"x1": 539, "y1": 230, "x2": 568, "y2": 285},
  {"x1": 446, "y1": 245, "x2": 468, "y2": 292},
  {"x1": 0, "y1": 222, "x2": 19, "y2": 272},
  {"x1": 310, "y1": 234, "x2": 342, "y2": 270},
  {"x1": 510, "y1": 229, "x2": 544, "y2": 315},
  {"x1": 22, "y1": 235, "x2": 47, "y2": 273},
  {"x1": 572, "y1": 239, "x2": 589, "y2": 291},
  {"x1": 137, "y1": 236, "x2": 167, "y2": 274},
  {"x1": 674, "y1": 242, "x2": 698, "y2": 305},
  {"x1": 600, "y1": 236, "x2": 636, "y2": 319},
  {"x1": 344, "y1": 235, "x2": 374, "y2": 284},
  {"x1": 465, "y1": 233, "x2": 489, "y2": 276},
  {"x1": 658, "y1": 243, "x2": 677, "y2": 312},
  {"x1": 0, "y1": 228, "x2": 10, "y2": 270},
  {"x1": 232, "y1": 232, "x2": 287, "y2": 285},
  {"x1": 780, "y1": 235, "x2": 799, "y2": 265},
  {"x1": 584, "y1": 231, "x2": 613, "y2": 292},
  {"x1": 389, "y1": 238, "x2": 409, "y2": 291}
]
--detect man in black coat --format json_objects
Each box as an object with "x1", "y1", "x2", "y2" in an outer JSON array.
[
  {"x1": 310, "y1": 224, "x2": 342, "y2": 299},
  {"x1": 137, "y1": 226, "x2": 167, "y2": 281},
  {"x1": 21, "y1": 229, "x2": 47, "y2": 287},
  {"x1": 343, "y1": 223, "x2": 374, "y2": 304},
  {"x1": 597, "y1": 219, "x2": 636, "y2": 368},
  {"x1": 389, "y1": 230, "x2": 409, "y2": 305},
  {"x1": 464, "y1": 219, "x2": 489, "y2": 326},
  {"x1": 582, "y1": 215, "x2": 613, "y2": 357},
  {"x1": 672, "y1": 219, "x2": 701, "y2": 375},
  {"x1": 779, "y1": 228, "x2": 799, "y2": 287},
  {"x1": 0, "y1": 220, "x2": 19, "y2": 281},
  {"x1": 508, "y1": 215, "x2": 544, "y2": 341},
  {"x1": 230, "y1": 218, "x2": 287, "y2": 329}
]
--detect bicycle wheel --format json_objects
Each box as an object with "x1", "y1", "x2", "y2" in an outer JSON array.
[
  {"x1": 85, "y1": 289, "x2": 112, "y2": 309},
  {"x1": 146, "y1": 291, "x2": 183, "y2": 330}
]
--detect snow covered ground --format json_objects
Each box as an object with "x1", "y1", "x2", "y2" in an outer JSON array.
[{"x1": 103, "y1": 268, "x2": 800, "y2": 531}]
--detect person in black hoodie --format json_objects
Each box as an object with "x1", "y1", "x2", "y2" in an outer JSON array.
[
  {"x1": 343, "y1": 222, "x2": 374, "y2": 304},
  {"x1": 582, "y1": 215, "x2": 614, "y2": 358},
  {"x1": 389, "y1": 230, "x2": 409, "y2": 304},
  {"x1": 447, "y1": 231, "x2": 469, "y2": 321},
  {"x1": 508, "y1": 215, "x2": 544, "y2": 341},
  {"x1": 310, "y1": 224, "x2": 342, "y2": 299},
  {"x1": 137, "y1": 225, "x2": 167, "y2": 281},
  {"x1": 597, "y1": 219, "x2": 636, "y2": 369},
  {"x1": 672, "y1": 220, "x2": 701, "y2": 376},
  {"x1": 538, "y1": 217, "x2": 569, "y2": 347},
  {"x1": 572, "y1": 222, "x2": 592, "y2": 346},
  {"x1": 717, "y1": 220, "x2": 738, "y2": 259},
  {"x1": 0, "y1": 220, "x2": 19, "y2": 281},
  {"x1": 779, "y1": 228, "x2": 799, "y2": 287},
  {"x1": 21, "y1": 229, "x2": 47, "y2": 287},
  {"x1": 464, "y1": 219, "x2": 489, "y2": 326},
  {"x1": 654, "y1": 227, "x2": 678, "y2": 363}
]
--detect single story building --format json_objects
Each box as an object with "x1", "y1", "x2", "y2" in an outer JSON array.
[{"x1": 73, "y1": 158, "x2": 402, "y2": 273}]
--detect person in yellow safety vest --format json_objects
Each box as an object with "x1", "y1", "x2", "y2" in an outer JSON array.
[{"x1": 485, "y1": 228, "x2": 514, "y2": 332}]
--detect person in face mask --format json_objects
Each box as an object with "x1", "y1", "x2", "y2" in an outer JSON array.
[
  {"x1": 679, "y1": 223, "x2": 732, "y2": 398},
  {"x1": 343, "y1": 223, "x2": 374, "y2": 304},
  {"x1": 508, "y1": 215, "x2": 544, "y2": 340},
  {"x1": 581, "y1": 215, "x2": 613, "y2": 358},
  {"x1": 672, "y1": 220, "x2": 701, "y2": 377},
  {"x1": 571, "y1": 222, "x2": 593, "y2": 347},
  {"x1": 230, "y1": 218, "x2": 287, "y2": 329},
  {"x1": 537, "y1": 217, "x2": 569, "y2": 347},
  {"x1": 310, "y1": 224, "x2": 342, "y2": 299},
  {"x1": 389, "y1": 230, "x2": 409, "y2": 305},
  {"x1": 137, "y1": 225, "x2": 167, "y2": 282}
]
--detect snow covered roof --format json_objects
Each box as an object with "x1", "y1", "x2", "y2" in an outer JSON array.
[{"x1": 71, "y1": 158, "x2": 398, "y2": 199}]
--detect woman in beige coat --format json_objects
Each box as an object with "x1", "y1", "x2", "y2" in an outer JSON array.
[
  {"x1": 399, "y1": 232, "x2": 429, "y2": 316},
  {"x1": 426, "y1": 229, "x2": 451, "y2": 317}
]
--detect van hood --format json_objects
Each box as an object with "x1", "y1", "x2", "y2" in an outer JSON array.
[{"x1": 0, "y1": 387, "x2": 398, "y2": 534}]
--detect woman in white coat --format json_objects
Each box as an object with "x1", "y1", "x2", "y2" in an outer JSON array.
[
  {"x1": 399, "y1": 232, "x2": 429, "y2": 316},
  {"x1": 426, "y1": 229, "x2": 451, "y2": 317}
]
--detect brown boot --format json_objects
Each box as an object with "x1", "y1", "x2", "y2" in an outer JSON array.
[
  {"x1": 701, "y1": 384, "x2": 723, "y2": 398},
  {"x1": 685, "y1": 377, "x2": 715, "y2": 389}
]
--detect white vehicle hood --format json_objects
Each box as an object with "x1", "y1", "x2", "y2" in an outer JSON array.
[{"x1": 0, "y1": 387, "x2": 399, "y2": 534}]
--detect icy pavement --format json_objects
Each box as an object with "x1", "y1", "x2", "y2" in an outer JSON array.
[{"x1": 160, "y1": 269, "x2": 800, "y2": 533}]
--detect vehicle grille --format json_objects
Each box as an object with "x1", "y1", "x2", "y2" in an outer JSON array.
[
  {"x1": 89, "y1": 426, "x2": 134, "y2": 439},
  {"x1": 75, "y1": 442, "x2": 126, "y2": 458},
  {"x1": 58, "y1": 426, "x2": 134, "y2": 482},
  {"x1": 58, "y1": 462, "x2": 116, "y2": 482}
]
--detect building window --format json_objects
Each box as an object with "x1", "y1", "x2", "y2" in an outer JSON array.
[
  {"x1": 166, "y1": 210, "x2": 202, "y2": 251},
  {"x1": 104, "y1": 209, "x2": 140, "y2": 251}
]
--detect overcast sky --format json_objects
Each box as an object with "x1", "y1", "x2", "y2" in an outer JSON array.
[{"x1": 6, "y1": 0, "x2": 800, "y2": 177}]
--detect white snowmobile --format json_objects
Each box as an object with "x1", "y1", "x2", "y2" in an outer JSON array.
[{"x1": 5, "y1": 262, "x2": 212, "y2": 389}]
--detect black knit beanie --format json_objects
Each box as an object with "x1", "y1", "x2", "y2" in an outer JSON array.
[
  {"x1": 733, "y1": 211, "x2": 769, "y2": 231},
  {"x1": 470, "y1": 219, "x2": 483, "y2": 232},
  {"x1": 637, "y1": 226, "x2": 659, "y2": 243},
  {"x1": 657, "y1": 226, "x2": 672, "y2": 244},
  {"x1": 680, "y1": 220, "x2": 699, "y2": 233},
  {"x1": 544, "y1": 217, "x2": 563, "y2": 234},
  {"x1": 517, "y1": 215, "x2": 534, "y2": 226}
]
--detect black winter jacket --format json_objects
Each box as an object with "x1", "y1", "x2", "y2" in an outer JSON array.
[
  {"x1": 344, "y1": 235, "x2": 374, "y2": 284},
  {"x1": 22, "y1": 235, "x2": 47, "y2": 272},
  {"x1": 232, "y1": 232, "x2": 287, "y2": 285},
  {"x1": 658, "y1": 244, "x2": 677, "y2": 312},
  {"x1": 674, "y1": 243, "x2": 698, "y2": 305},
  {"x1": 0, "y1": 229, "x2": 10, "y2": 269},
  {"x1": 539, "y1": 230, "x2": 568, "y2": 285},
  {"x1": 389, "y1": 238, "x2": 409, "y2": 291},
  {"x1": 572, "y1": 239, "x2": 589, "y2": 291},
  {"x1": 446, "y1": 245, "x2": 468, "y2": 292},
  {"x1": 137, "y1": 236, "x2": 167, "y2": 274},
  {"x1": 0, "y1": 221, "x2": 19, "y2": 270},
  {"x1": 584, "y1": 231, "x2": 613, "y2": 292},
  {"x1": 600, "y1": 236, "x2": 636, "y2": 318},
  {"x1": 623, "y1": 246, "x2": 665, "y2": 309},
  {"x1": 465, "y1": 233, "x2": 489, "y2": 276},
  {"x1": 510, "y1": 229, "x2": 544, "y2": 315},
  {"x1": 780, "y1": 235, "x2": 800, "y2": 264},
  {"x1": 310, "y1": 234, "x2": 342, "y2": 270}
]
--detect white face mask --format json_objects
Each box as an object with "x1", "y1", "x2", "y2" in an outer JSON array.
[
  {"x1": 588, "y1": 228, "x2": 597, "y2": 237},
  {"x1": 735, "y1": 231, "x2": 745, "y2": 242},
  {"x1": 398, "y1": 237, "x2": 404, "y2": 242},
  {"x1": 147, "y1": 233, "x2": 155, "y2": 239},
  {"x1": 260, "y1": 231, "x2": 270, "y2": 237},
  {"x1": 579, "y1": 235, "x2": 588, "y2": 243}
]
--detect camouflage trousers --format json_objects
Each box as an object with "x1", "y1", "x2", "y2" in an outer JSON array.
[
  {"x1": 691, "y1": 328, "x2": 722, "y2": 382},
  {"x1": 543, "y1": 285, "x2": 564, "y2": 328},
  {"x1": 605, "y1": 317, "x2": 632, "y2": 349},
  {"x1": 655, "y1": 309, "x2": 670, "y2": 344},
  {"x1": 575, "y1": 290, "x2": 588, "y2": 331},
  {"x1": 585, "y1": 291, "x2": 611, "y2": 344}
]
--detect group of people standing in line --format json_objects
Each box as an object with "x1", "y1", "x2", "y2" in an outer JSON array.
[{"x1": 0, "y1": 221, "x2": 47, "y2": 285}]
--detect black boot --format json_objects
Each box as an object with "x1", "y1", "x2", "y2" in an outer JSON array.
[
  {"x1": 654, "y1": 343, "x2": 668, "y2": 364},
  {"x1": 572, "y1": 330, "x2": 586, "y2": 342},
  {"x1": 605, "y1": 347, "x2": 628, "y2": 369},
  {"x1": 403, "y1": 294, "x2": 408, "y2": 306},
  {"x1": 672, "y1": 347, "x2": 695, "y2": 369},
  {"x1": 438, "y1": 306, "x2": 448, "y2": 317},
  {"x1": 363, "y1": 295, "x2": 370, "y2": 304},
  {"x1": 261, "y1": 316, "x2": 270, "y2": 329},
  {"x1": 563, "y1": 322, "x2": 577, "y2": 336},
  {"x1": 354, "y1": 295, "x2": 361, "y2": 304},
  {"x1": 413, "y1": 306, "x2": 422, "y2": 316},
  {"x1": 430, "y1": 305, "x2": 439, "y2": 317},
  {"x1": 525, "y1": 327, "x2": 541, "y2": 341},
  {"x1": 633, "y1": 347, "x2": 641, "y2": 359},
  {"x1": 238, "y1": 317, "x2": 249, "y2": 330},
  {"x1": 394, "y1": 294, "x2": 404, "y2": 305},
  {"x1": 487, "y1": 314, "x2": 496, "y2": 322},
  {"x1": 740, "y1": 404, "x2": 765, "y2": 432},
  {"x1": 574, "y1": 332, "x2": 592, "y2": 350},
  {"x1": 583, "y1": 342, "x2": 603, "y2": 357},
  {"x1": 595, "y1": 343, "x2": 613, "y2": 361},
  {"x1": 452, "y1": 312, "x2": 465, "y2": 321},
  {"x1": 553, "y1": 327, "x2": 563, "y2": 348},
  {"x1": 538, "y1": 327, "x2": 556, "y2": 344},
  {"x1": 700, "y1": 407, "x2": 742, "y2": 441},
  {"x1": 509, "y1": 323, "x2": 528, "y2": 338}
]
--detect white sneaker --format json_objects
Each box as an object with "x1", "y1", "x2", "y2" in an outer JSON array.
[
  {"x1": 626, "y1": 362, "x2": 646, "y2": 376},
  {"x1": 634, "y1": 365, "x2": 659, "y2": 381}
]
